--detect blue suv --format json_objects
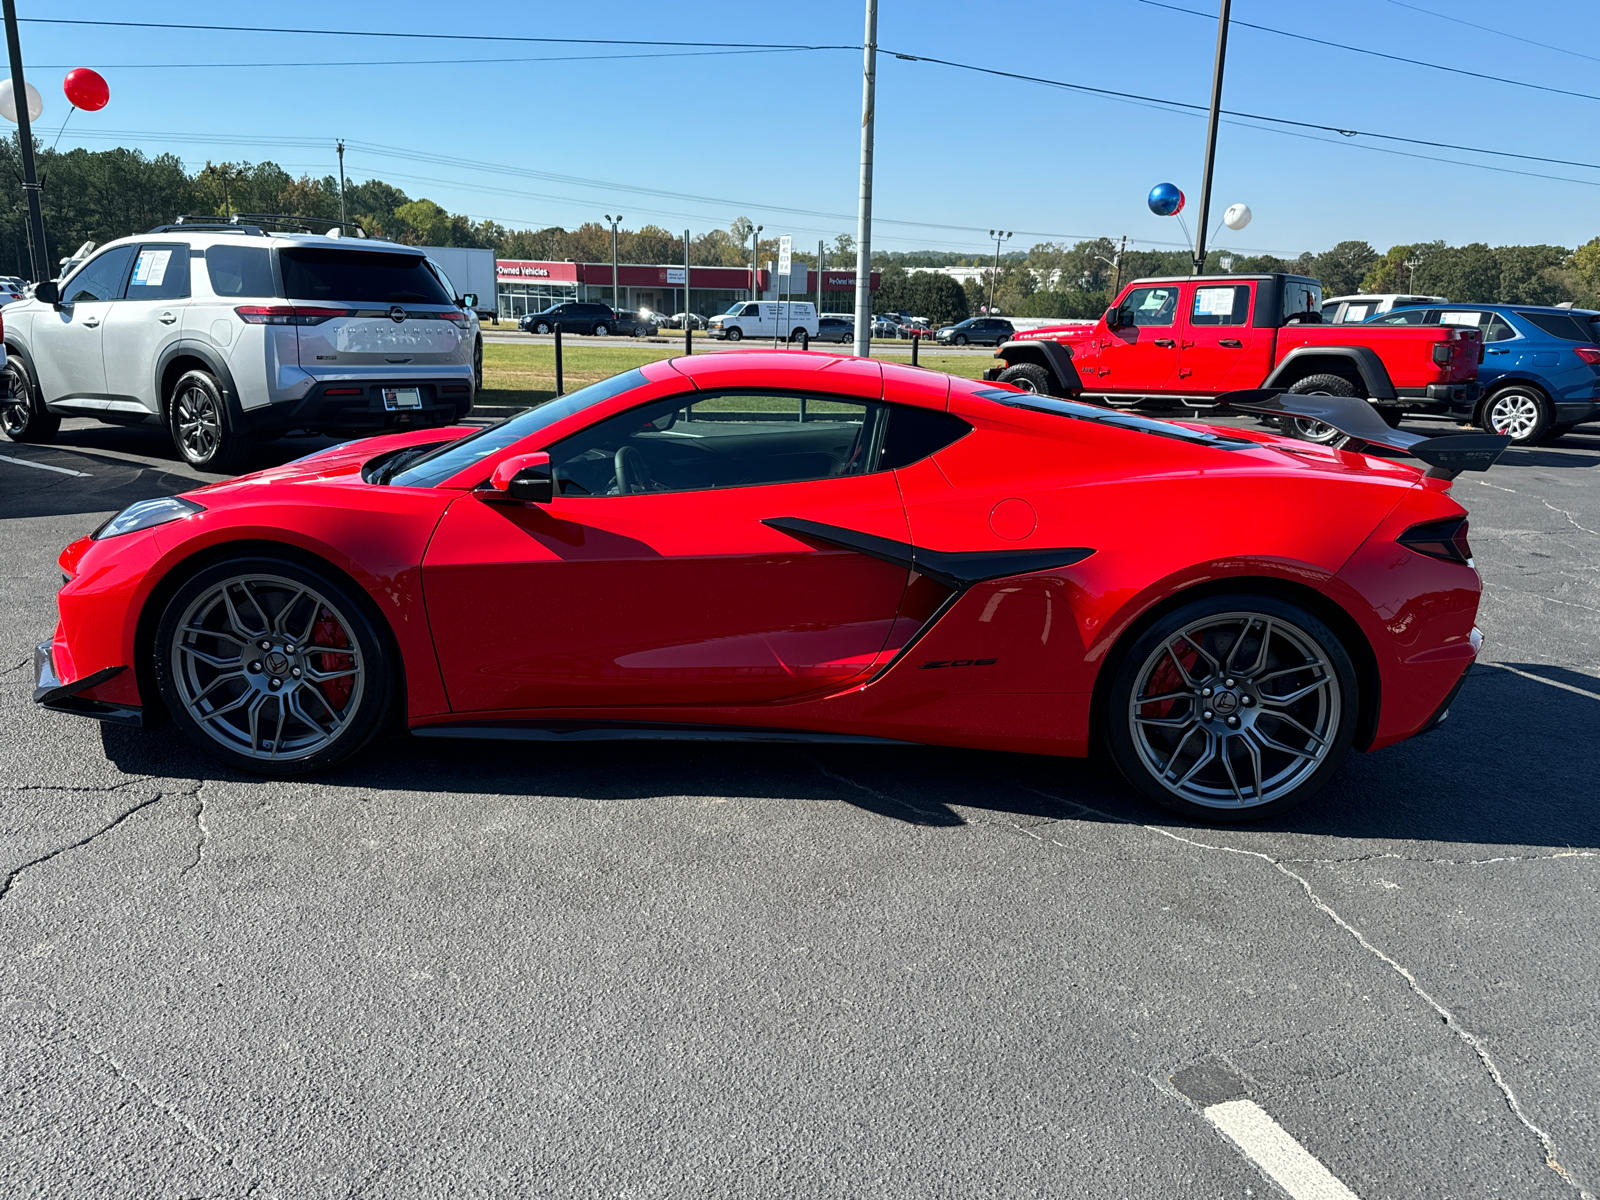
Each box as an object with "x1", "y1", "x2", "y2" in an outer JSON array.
[{"x1": 1365, "y1": 303, "x2": 1600, "y2": 444}]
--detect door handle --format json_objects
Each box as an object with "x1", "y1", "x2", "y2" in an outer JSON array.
[
  {"x1": 1219, "y1": 338, "x2": 1242, "y2": 348},
  {"x1": 159, "y1": 311, "x2": 177, "y2": 325},
  {"x1": 1153, "y1": 338, "x2": 1175, "y2": 347},
  {"x1": 82, "y1": 317, "x2": 100, "y2": 328}
]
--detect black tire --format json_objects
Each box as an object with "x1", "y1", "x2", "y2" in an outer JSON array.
[
  {"x1": 168, "y1": 369, "x2": 250, "y2": 474},
  {"x1": 533, "y1": 321, "x2": 551, "y2": 335},
  {"x1": 472, "y1": 338, "x2": 484, "y2": 394},
  {"x1": 1479, "y1": 384, "x2": 1553, "y2": 446},
  {"x1": 953, "y1": 334, "x2": 968, "y2": 346},
  {"x1": 1, "y1": 354, "x2": 60, "y2": 444},
  {"x1": 153, "y1": 556, "x2": 396, "y2": 777},
  {"x1": 788, "y1": 328, "x2": 809, "y2": 349},
  {"x1": 1284, "y1": 374, "x2": 1360, "y2": 446},
  {"x1": 1103, "y1": 593, "x2": 1359, "y2": 823},
  {"x1": 997, "y1": 362, "x2": 1055, "y2": 395},
  {"x1": 727, "y1": 327, "x2": 743, "y2": 342},
  {"x1": 592, "y1": 323, "x2": 609, "y2": 337}
]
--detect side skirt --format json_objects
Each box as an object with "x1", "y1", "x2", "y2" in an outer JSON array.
[{"x1": 412, "y1": 721, "x2": 919, "y2": 746}]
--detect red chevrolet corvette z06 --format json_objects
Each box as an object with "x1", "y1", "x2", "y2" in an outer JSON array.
[{"x1": 33, "y1": 352, "x2": 1504, "y2": 822}]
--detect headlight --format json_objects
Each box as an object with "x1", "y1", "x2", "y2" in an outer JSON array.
[{"x1": 92, "y1": 496, "x2": 205, "y2": 540}]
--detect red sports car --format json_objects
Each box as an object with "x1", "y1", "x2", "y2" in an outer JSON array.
[{"x1": 33, "y1": 352, "x2": 1503, "y2": 821}]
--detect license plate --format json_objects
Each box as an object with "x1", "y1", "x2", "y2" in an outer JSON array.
[{"x1": 382, "y1": 387, "x2": 422, "y2": 411}]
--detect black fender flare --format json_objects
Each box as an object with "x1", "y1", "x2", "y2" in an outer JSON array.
[
  {"x1": 1265, "y1": 346, "x2": 1396, "y2": 399},
  {"x1": 153, "y1": 339, "x2": 246, "y2": 434},
  {"x1": 993, "y1": 339, "x2": 1083, "y2": 392}
]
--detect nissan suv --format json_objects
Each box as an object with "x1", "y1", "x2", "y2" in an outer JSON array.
[{"x1": 0, "y1": 217, "x2": 482, "y2": 472}]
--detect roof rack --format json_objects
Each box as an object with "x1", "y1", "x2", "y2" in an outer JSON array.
[{"x1": 146, "y1": 213, "x2": 371, "y2": 238}]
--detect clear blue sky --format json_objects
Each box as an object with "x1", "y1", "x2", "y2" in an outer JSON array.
[{"x1": 17, "y1": 0, "x2": 1600, "y2": 258}]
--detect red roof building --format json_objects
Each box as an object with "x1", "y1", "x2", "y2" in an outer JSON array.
[{"x1": 495, "y1": 260, "x2": 879, "y2": 321}]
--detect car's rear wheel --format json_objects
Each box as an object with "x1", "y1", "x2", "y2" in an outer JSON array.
[
  {"x1": 1104, "y1": 594, "x2": 1358, "y2": 822},
  {"x1": 154, "y1": 558, "x2": 394, "y2": 776},
  {"x1": 1, "y1": 355, "x2": 60, "y2": 444},
  {"x1": 1284, "y1": 374, "x2": 1360, "y2": 447},
  {"x1": 996, "y1": 363, "x2": 1054, "y2": 395},
  {"x1": 593, "y1": 322, "x2": 609, "y2": 337},
  {"x1": 1479, "y1": 385, "x2": 1552, "y2": 445},
  {"x1": 953, "y1": 334, "x2": 968, "y2": 346},
  {"x1": 169, "y1": 369, "x2": 250, "y2": 474}
]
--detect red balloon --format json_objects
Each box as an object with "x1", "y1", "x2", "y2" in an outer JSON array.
[{"x1": 63, "y1": 68, "x2": 109, "y2": 112}]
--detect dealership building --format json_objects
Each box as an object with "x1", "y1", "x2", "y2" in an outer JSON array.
[{"x1": 495, "y1": 260, "x2": 880, "y2": 321}]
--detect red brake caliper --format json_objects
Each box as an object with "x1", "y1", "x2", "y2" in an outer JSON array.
[{"x1": 310, "y1": 609, "x2": 353, "y2": 710}]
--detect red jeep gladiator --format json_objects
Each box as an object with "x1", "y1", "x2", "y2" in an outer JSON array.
[{"x1": 984, "y1": 274, "x2": 1481, "y2": 436}]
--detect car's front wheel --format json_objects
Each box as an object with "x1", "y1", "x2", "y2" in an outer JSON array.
[
  {"x1": 727, "y1": 327, "x2": 743, "y2": 342},
  {"x1": 169, "y1": 369, "x2": 250, "y2": 474},
  {"x1": 1, "y1": 355, "x2": 60, "y2": 444},
  {"x1": 154, "y1": 557, "x2": 395, "y2": 776},
  {"x1": 1479, "y1": 385, "x2": 1552, "y2": 446},
  {"x1": 996, "y1": 363, "x2": 1054, "y2": 395},
  {"x1": 953, "y1": 334, "x2": 968, "y2": 346},
  {"x1": 533, "y1": 321, "x2": 551, "y2": 335},
  {"x1": 1104, "y1": 594, "x2": 1358, "y2": 822}
]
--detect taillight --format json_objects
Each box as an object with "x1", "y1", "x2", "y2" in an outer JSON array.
[
  {"x1": 1431, "y1": 342, "x2": 1453, "y2": 365},
  {"x1": 235, "y1": 305, "x2": 353, "y2": 325},
  {"x1": 1574, "y1": 346, "x2": 1600, "y2": 365},
  {"x1": 1398, "y1": 517, "x2": 1473, "y2": 566},
  {"x1": 439, "y1": 310, "x2": 471, "y2": 327}
]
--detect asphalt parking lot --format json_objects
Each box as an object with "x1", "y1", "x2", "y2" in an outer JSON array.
[{"x1": 3, "y1": 411, "x2": 1597, "y2": 1199}]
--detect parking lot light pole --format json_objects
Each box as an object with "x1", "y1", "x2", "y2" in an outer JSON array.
[
  {"x1": 1192, "y1": 0, "x2": 1232, "y2": 276},
  {"x1": 3, "y1": 0, "x2": 49, "y2": 283},
  {"x1": 605, "y1": 215, "x2": 623, "y2": 314},
  {"x1": 987, "y1": 230, "x2": 1011, "y2": 316},
  {"x1": 852, "y1": 0, "x2": 878, "y2": 358},
  {"x1": 749, "y1": 224, "x2": 763, "y2": 302}
]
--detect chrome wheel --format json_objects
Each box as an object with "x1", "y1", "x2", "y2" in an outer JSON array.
[
  {"x1": 1127, "y1": 611, "x2": 1340, "y2": 809},
  {"x1": 169, "y1": 574, "x2": 365, "y2": 762},
  {"x1": 1486, "y1": 390, "x2": 1541, "y2": 441},
  {"x1": 174, "y1": 384, "x2": 222, "y2": 463}
]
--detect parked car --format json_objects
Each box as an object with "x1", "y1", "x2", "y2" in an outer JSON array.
[
  {"x1": 0, "y1": 275, "x2": 28, "y2": 305},
  {"x1": 870, "y1": 316, "x2": 900, "y2": 338},
  {"x1": 707, "y1": 301, "x2": 817, "y2": 342},
  {"x1": 898, "y1": 319, "x2": 936, "y2": 340},
  {"x1": 612, "y1": 310, "x2": 659, "y2": 337},
  {"x1": 1364, "y1": 302, "x2": 1600, "y2": 444},
  {"x1": 937, "y1": 317, "x2": 1014, "y2": 346},
  {"x1": 519, "y1": 302, "x2": 618, "y2": 336},
  {"x1": 1322, "y1": 294, "x2": 1446, "y2": 325},
  {"x1": 657, "y1": 312, "x2": 708, "y2": 331},
  {"x1": 814, "y1": 315, "x2": 855, "y2": 344},
  {"x1": 0, "y1": 218, "x2": 481, "y2": 472},
  {"x1": 984, "y1": 273, "x2": 1481, "y2": 440}
]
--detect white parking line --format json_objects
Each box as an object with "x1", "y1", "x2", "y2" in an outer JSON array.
[
  {"x1": 1205, "y1": 1099, "x2": 1362, "y2": 1200},
  {"x1": 1484, "y1": 662, "x2": 1600, "y2": 702},
  {"x1": 0, "y1": 453, "x2": 91, "y2": 477}
]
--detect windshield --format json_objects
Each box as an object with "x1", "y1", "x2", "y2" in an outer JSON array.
[
  {"x1": 279, "y1": 248, "x2": 454, "y2": 305},
  {"x1": 723, "y1": 301, "x2": 746, "y2": 314},
  {"x1": 976, "y1": 390, "x2": 1253, "y2": 450},
  {"x1": 387, "y1": 369, "x2": 651, "y2": 488}
]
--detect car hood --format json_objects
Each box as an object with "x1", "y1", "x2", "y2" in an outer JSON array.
[{"x1": 182, "y1": 426, "x2": 478, "y2": 499}]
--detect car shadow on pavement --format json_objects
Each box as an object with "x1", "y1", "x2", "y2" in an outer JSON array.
[{"x1": 96, "y1": 660, "x2": 1598, "y2": 852}]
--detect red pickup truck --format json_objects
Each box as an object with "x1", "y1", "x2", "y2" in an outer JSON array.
[{"x1": 983, "y1": 274, "x2": 1481, "y2": 435}]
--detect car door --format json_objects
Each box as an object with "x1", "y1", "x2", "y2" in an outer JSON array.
[
  {"x1": 422, "y1": 388, "x2": 913, "y2": 713},
  {"x1": 100, "y1": 241, "x2": 191, "y2": 413},
  {"x1": 1178, "y1": 281, "x2": 1269, "y2": 393},
  {"x1": 1097, "y1": 283, "x2": 1182, "y2": 394},
  {"x1": 29, "y1": 243, "x2": 136, "y2": 402}
]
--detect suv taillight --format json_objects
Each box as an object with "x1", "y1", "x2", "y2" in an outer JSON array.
[
  {"x1": 439, "y1": 310, "x2": 471, "y2": 327},
  {"x1": 235, "y1": 305, "x2": 353, "y2": 325},
  {"x1": 1574, "y1": 346, "x2": 1600, "y2": 365},
  {"x1": 1398, "y1": 517, "x2": 1472, "y2": 566}
]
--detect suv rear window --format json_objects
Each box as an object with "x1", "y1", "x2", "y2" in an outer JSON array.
[
  {"x1": 1515, "y1": 310, "x2": 1594, "y2": 342},
  {"x1": 279, "y1": 248, "x2": 453, "y2": 305}
]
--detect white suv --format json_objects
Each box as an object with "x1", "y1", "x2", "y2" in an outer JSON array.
[{"x1": 0, "y1": 217, "x2": 482, "y2": 472}]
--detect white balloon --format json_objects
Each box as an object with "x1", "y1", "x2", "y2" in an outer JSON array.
[
  {"x1": 0, "y1": 78, "x2": 43, "y2": 124},
  {"x1": 1222, "y1": 203, "x2": 1252, "y2": 231}
]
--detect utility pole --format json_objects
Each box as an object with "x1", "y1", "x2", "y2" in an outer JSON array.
[
  {"x1": 1112, "y1": 235, "x2": 1126, "y2": 296},
  {"x1": 987, "y1": 230, "x2": 1012, "y2": 316},
  {"x1": 336, "y1": 140, "x2": 348, "y2": 227},
  {"x1": 816, "y1": 239, "x2": 824, "y2": 317},
  {"x1": 748, "y1": 223, "x2": 763, "y2": 302},
  {"x1": 852, "y1": 0, "x2": 878, "y2": 358},
  {"x1": 1192, "y1": 0, "x2": 1232, "y2": 276},
  {"x1": 683, "y1": 229, "x2": 692, "y2": 355},
  {"x1": 605, "y1": 214, "x2": 623, "y2": 313},
  {"x1": 3, "y1": 0, "x2": 48, "y2": 282}
]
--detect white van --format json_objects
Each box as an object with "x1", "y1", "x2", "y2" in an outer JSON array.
[{"x1": 707, "y1": 301, "x2": 818, "y2": 342}]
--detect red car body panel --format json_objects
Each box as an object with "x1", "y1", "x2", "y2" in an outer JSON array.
[{"x1": 42, "y1": 351, "x2": 1482, "y2": 763}]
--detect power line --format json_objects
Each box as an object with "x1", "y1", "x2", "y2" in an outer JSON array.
[
  {"x1": 1381, "y1": 0, "x2": 1600, "y2": 67},
  {"x1": 17, "y1": 16, "x2": 856, "y2": 51},
  {"x1": 1137, "y1": 0, "x2": 1600, "y2": 104},
  {"x1": 32, "y1": 47, "x2": 822, "y2": 70}
]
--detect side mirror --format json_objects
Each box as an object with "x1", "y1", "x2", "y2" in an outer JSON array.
[
  {"x1": 1104, "y1": 305, "x2": 1122, "y2": 328},
  {"x1": 34, "y1": 280, "x2": 59, "y2": 306},
  {"x1": 461, "y1": 293, "x2": 478, "y2": 310},
  {"x1": 478, "y1": 452, "x2": 553, "y2": 504}
]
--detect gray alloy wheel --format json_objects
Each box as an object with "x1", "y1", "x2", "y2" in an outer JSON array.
[
  {"x1": 533, "y1": 321, "x2": 551, "y2": 335},
  {"x1": 727, "y1": 327, "x2": 743, "y2": 342},
  {"x1": 953, "y1": 334, "x2": 968, "y2": 346},
  {"x1": 169, "y1": 369, "x2": 248, "y2": 473},
  {"x1": 1, "y1": 357, "x2": 60, "y2": 444},
  {"x1": 1480, "y1": 385, "x2": 1551, "y2": 445},
  {"x1": 163, "y1": 571, "x2": 369, "y2": 767},
  {"x1": 1106, "y1": 597, "x2": 1357, "y2": 821},
  {"x1": 593, "y1": 322, "x2": 610, "y2": 337}
]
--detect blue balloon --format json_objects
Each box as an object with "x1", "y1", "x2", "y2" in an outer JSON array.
[{"x1": 1148, "y1": 183, "x2": 1186, "y2": 217}]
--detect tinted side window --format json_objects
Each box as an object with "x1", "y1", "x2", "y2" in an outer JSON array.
[
  {"x1": 1368, "y1": 309, "x2": 1428, "y2": 325},
  {"x1": 1191, "y1": 284, "x2": 1251, "y2": 326},
  {"x1": 1484, "y1": 316, "x2": 1517, "y2": 343},
  {"x1": 1281, "y1": 279, "x2": 1322, "y2": 319},
  {"x1": 205, "y1": 244, "x2": 275, "y2": 297},
  {"x1": 879, "y1": 405, "x2": 971, "y2": 469},
  {"x1": 63, "y1": 245, "x2": 136, "y2": 303},
  {"x1": 1121, "y1": 286, "x2": 1179, "y2": 327},
  {"x1": 548, "y1": 392, "x2": 883, "y2": 496},
  {"x1": 124, "y1": 243, "x2": 191, "y2": 301},
  {"x1": 279, "y1": 249, "x2": 453, "y2": 304},
  {"x1": 1515, "y1": 311, "x2": 1591, "y2": 341}
]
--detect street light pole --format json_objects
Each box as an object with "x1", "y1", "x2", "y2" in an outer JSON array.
[
  {"x1": 987, "y1": 230, "x2": 1011, "y2": 316},
  {"x1": 605, "y1": 214, "x2": 623, "y2": 313},
  {"x1": 3, "y1": 0, "x2": 49, "y2": 282},
  {"x1": 749, "y1": 223, "x2": 763, "y2": 302},
  {"x1": 336, "y1": 140, "x2": 348, "y2": 227},
  {"x1": 1192, "y1": 0, "x2": 1232, "y2": 276},
  {"x1": 852, "y1": 0, "x2": 878, "y2": 358}
]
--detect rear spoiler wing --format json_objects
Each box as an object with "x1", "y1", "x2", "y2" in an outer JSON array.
[{"x1": 1217, "y1": 388, "x2": 1509, "y2": 480}]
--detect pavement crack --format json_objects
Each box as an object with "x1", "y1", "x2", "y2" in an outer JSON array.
[
  {"x1": 0, "y1": 793, "x2": 166, "y2": 902},
  {"x1": 1542, "y1": 498, "x2": 1600, "y2": 537},
  {"x1": 183, "y1": 781, "x2": 211, "y2": 875},
  {"x1": 1, "y1": 657, "x2": 28, "y2": 677},
  {"x1": 1279, "y1": 850, "x2": 1598, "y2": 866}
]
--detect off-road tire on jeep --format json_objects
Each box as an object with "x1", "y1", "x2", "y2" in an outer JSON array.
[
  {"x1": 1284, "y1": 374, "x2": 1360, "y2": 447},
  {"x1": 1, "y1": 355, "x2": 60, "y2": 444},
  {"x1": 997, "y1": 363, "x2": 1055, "y2": 395},
  {"x1": 169, "y1": 369, "x2": 250, "y2": 474}
]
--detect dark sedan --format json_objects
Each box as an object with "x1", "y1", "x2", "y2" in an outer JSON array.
[{"x1": 936, "y1": 317, "x2": 1015, "y2": 346}]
